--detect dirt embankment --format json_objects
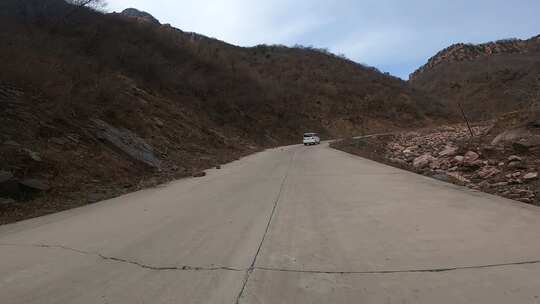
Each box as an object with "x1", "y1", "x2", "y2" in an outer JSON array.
[{"x1": 332, "y1": 114, "x2": 540, "y2": 205}]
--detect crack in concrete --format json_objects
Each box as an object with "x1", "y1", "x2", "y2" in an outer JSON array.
[
  {"x1": 0, "y1": 243, "x2": 244, "y2": 272},
  {"x1": 234, "y1": 150, "x2": 297, "y2": 304},
  {"x1": 255, "y1": 259, "x2": 540, "y2": 274},
  {"x1": 3, "y1": 242, "x2": 540, "y2": 278}
]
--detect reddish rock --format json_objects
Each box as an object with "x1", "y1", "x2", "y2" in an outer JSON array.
[
  {"x1": 477, "y1": 166, "x2": 501, "y2": 179},
  {"x1": 463, "y1": 151, "x2": 480, "y2": 165},
  {"x1": 413, "y1": 153, "x2": 435, "y2": 169},
  {"x1": 447, "y1": 172, "x2": 471, "y2": 184},
  {"x1": 439, "y1": 145, "x2": 458, "y2": 157},
  {"x1": 453, "y1": 155, "x2": 464, "y2": 163}
]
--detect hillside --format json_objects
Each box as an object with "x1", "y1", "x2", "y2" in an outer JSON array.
[
  {"x1": 0, "y1": 0, "x2": 444, "y2": 223},
  {"x1": 410, "y1": 35, "x2": 540, "y2": 120}
]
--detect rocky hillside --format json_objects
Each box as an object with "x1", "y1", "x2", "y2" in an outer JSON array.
[
  {"x1": 0, "y1": 0, "x2": 445, "y2": 223},
  {"x1": 410, "y1": 35, "x2": 540, "y2": 120}
]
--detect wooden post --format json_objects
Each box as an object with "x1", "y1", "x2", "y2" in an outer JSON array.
[
  {"x1": 457, "y1": 101, "x2": 474, "y2": 138},
  {"x1": 451, "y1": 82, "x2": 474, "y2": 138}
]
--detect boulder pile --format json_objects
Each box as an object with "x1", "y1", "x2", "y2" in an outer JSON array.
[{"x1": 382, "y1": 124, "x2": 539, "y2": 204}]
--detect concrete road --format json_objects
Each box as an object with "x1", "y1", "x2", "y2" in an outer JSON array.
[{"x1": 2, "y1": 143, "x2": 540, "y2": 303}]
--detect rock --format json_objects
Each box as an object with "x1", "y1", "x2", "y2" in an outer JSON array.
[
  {"x1": 23, "y1": 149, "x2": 42, "y2": 162},
  {"x1": 413, "y1": 153, "x2": 435, "y2": 169},
  {"x1": 487, "y1": 159, "x2": 498, "y2": 166},
  {"x1": 463, "y1": 151, "x2": 480, "y2": 165},
  {"x1": 3, "y1": 140, "x2": 20, "y2": 146},
  {"x1": 192, "y1": 171, "x2": 206, "y2": 178},
  {"x1": 92, "y1": 119, "x2": 161, "y2": 169},
  {"x1": 498, "y1": 162, "x2": 505, "y2": 167},
  {"x1": 447, "y1": 172, "x2": 471, "y2": 184},
  {"x1": 477, "y1": 166, "x2": 501, "y2": 179},
  {"x1": 518, "y1": 198, "x2": 533, "y2": 204},
  {"x1": 19, "y1": 179, "x2": 50, "y2": 191},
  {"x1": 492, "y1": 182, "x2": 509, "y2": 187},
  {"x1": 439, "y1": 145, "x2": 458, "y2": 157},
  {"x1": 429, "y1": 158, "x2": 446, "y2": 170},
  {"x1": 514, "y1": 136, "x2": 540, "y2": 151},
  {"x1": 492, "y1": 127, "x2": 540, "y2": 149},
  {"x1": 49, "y1": 137, "x2": 69, "y2": 146},
  {"x1": 464, "y1": 159, "x2": 484, "y2": 170},
  {"x1": 402, "y1": 146, "x2": 419, "y2": 156},
  {"x1": 523, "y1": 172, "x2": 538, "y2": 180},
  {"x1": 508, "y1": 155, "x2": 522, "y2": 162},
  {"x1": 66, "y1": 134, "x2": 80, "y2": 144},
  {"x1": 508, "y1": 178, "x2": 523, "y2": 185},
  {"x1": 467, "y1": 183, "x2": 480, "y2": 190},
  {"x1": 153, "y1": 117, "x2": 164, "y2": 128},
  {"x1": 0, "y1": 170, "x2": 13, "y2": 183},
  {"x1": 508, "y1": 193, "x2": 523, "y2": 199},
  {"x1": 390, "y1": 144, "x2": 404, "y2": 152},
  {"x1": 511, "y1": 188, "x2": 534, "y2": 196},
  {"x1": 478, "y1": 181, "x2": 491, "y2": 188},
  {"x1": 453, "y1": 155, "x2": 464, "y2": 163},
  {"x1": 512, "y1": 142, "x2": 530, "y2": 153},
  {"x1": 87, "y1": 192, "x2": 105, "y2": 203},
  {"x1": 121, "y1": 8, "x2": 161, "y2": 24},
  {"x1": 216, "y1": 165, "x2": 221, "y2": 169},
  {"x1": 389, "y1": 158, "x2": 409, "y2": 167},
  {"x1": 0, "y1": 197, "x2": 16, "y2": 205},
  {"x1": 432, "y1": 174, "x2": 450, "y2": 182},
  {"x1": 480, "y1": 145, "x2": 497, "y2": 155},
  {"x1": 507, "y1": 161, "x2": 527, "y2": 169}
]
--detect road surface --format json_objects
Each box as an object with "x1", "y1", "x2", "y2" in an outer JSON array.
[{"x1": 2, "y1": 143, "x2": 540, "y2": 303}]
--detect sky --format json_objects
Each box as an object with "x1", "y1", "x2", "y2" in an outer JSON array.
[{"x1": 106, "y1": 0, "x2": 540, "y2": 79}]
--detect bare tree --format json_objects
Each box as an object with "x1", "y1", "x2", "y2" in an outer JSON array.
[{"x1": 66, "y1": 0, "x2": 107, "y2": 11}]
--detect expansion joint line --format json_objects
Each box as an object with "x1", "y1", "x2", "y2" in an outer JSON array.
[{"x1": 234, "y1": 149, "x2": 297, "y2": 304}]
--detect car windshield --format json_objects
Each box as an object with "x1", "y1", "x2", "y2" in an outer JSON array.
[{"x1": 304, "y1": 133, "x2": 316, "y2": 138}]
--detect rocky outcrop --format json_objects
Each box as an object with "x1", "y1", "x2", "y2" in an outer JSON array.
[
  {"x1": 410, "y1": 36, "x2": 540, "y2": 81},
  {"x1": 120, "y1": 8, "x2": 160, "y2": 24},
  {"x1": 92, "y1": 119, "x2": 161, "y2": 169}
]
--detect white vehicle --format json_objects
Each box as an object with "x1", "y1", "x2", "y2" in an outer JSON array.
[{"x1": 303, "y1": 133, "x2": 321, "y2": 145}]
